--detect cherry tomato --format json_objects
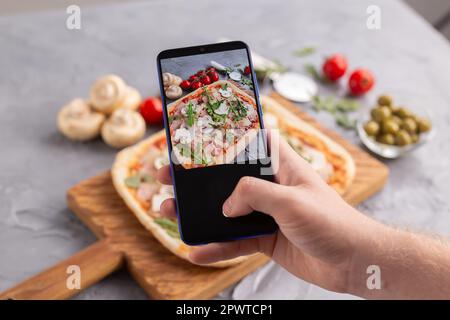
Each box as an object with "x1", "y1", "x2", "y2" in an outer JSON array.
[
  {"x1": 348, "y1": 68, "x2": 375, "y2": 95},
  {"x1": 140, "y1": 97, "x2": 163, "y2": 125},
  {"x1": 191, "y1": 81, "x2": 202, "y2": 90},
  {"x1": 322, "y1": 54, "x2": 348, "y2": 81},
  {"x1": 243, "y1": 66, "x2": 251, "y2": 75},
  {"x1": 196, "y1": 70, "x2": 206, "y2": 77},
  {"x1": 200, "y1": 75, "x2": 211, "y2": 85},
  {"x1": 207, "y1": 67, "x2": 216, "y2": 73},
  {"x1": 208, "y1": 70, "x2": 219, "y2": 82},
  {"x1": 188, "y1": 75, "x2": 198, "y2": 82},
  {"x1": 180, "y1": 80, "x2": 191, "y2": 90}
]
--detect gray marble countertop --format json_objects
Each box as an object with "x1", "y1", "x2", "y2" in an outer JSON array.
[{"x1": 1, "y1": 0, "x2": 450, "y2": 300}]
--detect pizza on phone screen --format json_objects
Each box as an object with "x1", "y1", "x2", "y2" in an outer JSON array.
[{"x1": 167, "y1": 80, "x2": 260, "y2": 169}]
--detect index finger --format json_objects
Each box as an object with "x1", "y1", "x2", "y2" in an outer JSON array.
[{"x1": 156, "y1": 165, "x2": 173, "y2": 185}]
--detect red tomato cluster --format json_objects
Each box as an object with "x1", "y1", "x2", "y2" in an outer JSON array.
[
  {"x1": 322, "y1": 54, "x2": 375, "y2": 96},
  {"x1": 180, "y1": 67, "x2": 220, "y2": 91}
]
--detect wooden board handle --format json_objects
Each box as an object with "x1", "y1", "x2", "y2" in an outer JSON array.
[{"x1": 0, "y1": 239, "x2": 124, "y2": 300}]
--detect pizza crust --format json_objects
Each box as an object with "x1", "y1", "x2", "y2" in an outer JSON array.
[
  {"x1": 112, "y1": 131, "x2": 248, "y2": 268},
  {"x1": 261, "y1": 95, "x2": 355, "y2": 194}
]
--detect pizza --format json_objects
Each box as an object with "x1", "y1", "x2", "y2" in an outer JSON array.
[
  {"x1": 167, "y1": 80, "x2": 260, "y2": 169},
  {"x1": 112, "y1": 94, "x2": 355, "y2": 268},
  {"x1": 261, "y1": 96, "x2": 355, "y2": 194},
  {"x1": 112, "y1": 131, "x2": 249, "y2": 268}
]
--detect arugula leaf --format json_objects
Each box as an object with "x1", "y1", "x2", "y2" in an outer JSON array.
[
  {"x1": 185, "y1": 102, "x2": 197, "y2": 127},
  {"x1": 203, "y1": 88, "x2": 226, "y2": 123},
  {"x1": 154, "y1": 218, "x2": 180, "y2": 238},
  {"x1": 124, "y1": 173, "x2": 154, "y2": 189},
  {"x1": 229, "y1": 98, "x2": 248, "y2": 121},
  {"x1": 178, "y1": 143, "x2": 191, "y2": 158},
  {"x1": 124, "y1": 175, "x2": 141, "y2": 188},
  {"x1": 293, "y1": 47, "x2": 316, "y2": 57},
  {"x1": 335, "y1": 98, "x2": 361, "y2": 112},
  {"x1": 241, "y1": 77, "x2": 254, "y2": 89}
]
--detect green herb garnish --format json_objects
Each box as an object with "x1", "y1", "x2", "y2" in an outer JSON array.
[
  {"x1": 185, "y1": 102, "x2": 197, "y2": 127},
  {"x1": 203, "y1": 88, "x2": 227, "y2": 123},
  {"x1": 304, "y1": 63, "x2": 323, "y2": 82},
  {"x1": 311, "y1": 95, "x2": 360, "y2": 130},
  {"x1": 293, "y1": 46, "x2": 316, "y2": 57},
  {"x1": 241, "y1": 77, "x2": 254, "y2": 89},
  {"x1": 154, "y1": 218, "x2": 180, "y2": 238},
  {"x1": 124, "y1": 173, "x2": 154, "y2": 189},
  {"x1": 335, "y1": 112, "x2": 356, "y2": 130},
  {"x1": 229, "y1": 97, "x2": 248, "y2": 121}
]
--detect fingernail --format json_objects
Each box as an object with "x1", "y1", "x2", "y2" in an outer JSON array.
[{"x1": 222, "y1": 198, "x2": 232, "y2": 217}]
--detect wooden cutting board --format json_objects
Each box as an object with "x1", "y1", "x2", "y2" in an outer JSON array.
[{"x1": 0, "y1": 93, "x2": 388, "y2": 300}]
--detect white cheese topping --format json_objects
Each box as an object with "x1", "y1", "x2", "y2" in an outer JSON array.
[
  {"x1": 218, "y1": 87, "x2": 232, "y2": 98},
  {"x1": 153, "y1": 155, "x2": 168, "y2": 170},
  {"x1": 173, "y1": 127, "x2": 192, "y2": 144},
  {"x1": 215, "y1": 101, "x2": 229, "y2": 115}
]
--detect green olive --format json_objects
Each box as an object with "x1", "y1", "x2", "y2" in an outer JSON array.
[
  {"x1": 364, "y1": 121, "x2": 380, "y2": 136},
  {"x1": 394, "y1": 107, "x2": 412, "y2": 119},
  {"x1": 411, "y1": 134, "x2": 419, "y2": 144},
  {"x1": 391, "y1": 116, "x2": 402, "y2": 125},
  {"x1": 401, "y1": 118, "x2": 418, "y2": 134},
  {"x1": 377, "y1": 95, "x2": 393, "y2": 107},
  {"x1": 371, "y1": 107, "x2": 380, "y2": 121},
  {"x1": 371, "y1": 106, "x2": 391, "y2": 122},
  {"x1": 417, "y1": 118, "x2": 431, "y2": 133},
  {"x1": 378, "y1": 133, "x2": 395, "y2": 145},
  {"x1": 382, "y1": 119, "x2": 400, "y2": 134},
  {"x1": 396, "y1": 130, "x2": 412, "y2": 146}
]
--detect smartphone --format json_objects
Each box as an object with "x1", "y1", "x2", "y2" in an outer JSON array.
[{"x1": 157, "y1": 41, "x2": 277, "y2": 245}]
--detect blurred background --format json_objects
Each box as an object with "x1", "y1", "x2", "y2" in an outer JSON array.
[{"x1": 1, "y1": 0, "x2": 450, "y2": 41}]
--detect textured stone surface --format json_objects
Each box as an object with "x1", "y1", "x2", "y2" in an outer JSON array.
[{"x1": 0, "y1": 0, "x2": 449, "y2": 299}]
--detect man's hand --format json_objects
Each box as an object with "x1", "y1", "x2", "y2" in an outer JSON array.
[{"x1": 156, "y1": 131, "x2": 450, "y2": 299}]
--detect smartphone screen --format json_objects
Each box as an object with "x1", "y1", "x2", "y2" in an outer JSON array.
[{"x1": 157, "y1": 41, "x2": 277, "y2": 245}]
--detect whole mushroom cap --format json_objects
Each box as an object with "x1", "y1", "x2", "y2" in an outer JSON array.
[
  {"x1": 57, "y1": 98, "x2": 105, "y2": 141},
  {"x1": 89, "y1": 74, "x2": 127, "y2": 114},
  {"x1": 101, "y1": 109, "x2": 146, "y2": 148},
  {"x1": 165, "y1": 85, "x2": 183, "y2": 99},
  {"x1": 162, "y1": 72, "x2": 182, "y2": 88},
  {"x1": 121, "y1": 86, "x2": 142, "y2": 111}
]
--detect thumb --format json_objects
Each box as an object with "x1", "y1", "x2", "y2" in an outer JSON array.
[{"x1": 222, "y1": 176, "x2": 289, "y2": 219}]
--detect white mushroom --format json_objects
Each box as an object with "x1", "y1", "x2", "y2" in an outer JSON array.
[
  {"x1": 162, "y1": 72, "x2": 182, "y2": 89},
  {"x1": 165, "y1": 85, "x2": 183, "y2": 99},
  {"x1": 57, "y1": 98, "x2": 105, "y2": 141},
  {"x1": 101, "y1": 109, "x2": 146, "y2": 148},
  {"x1": 89, "y1": 74, "x2": 127, "y2": 114},
  {"x1": 121, "y1": 86, "x2": 142, "y2": 111}
]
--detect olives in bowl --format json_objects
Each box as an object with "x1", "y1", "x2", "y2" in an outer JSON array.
[{"x1": 357, "y1": 95, "x2": 434, "y2": 158}]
